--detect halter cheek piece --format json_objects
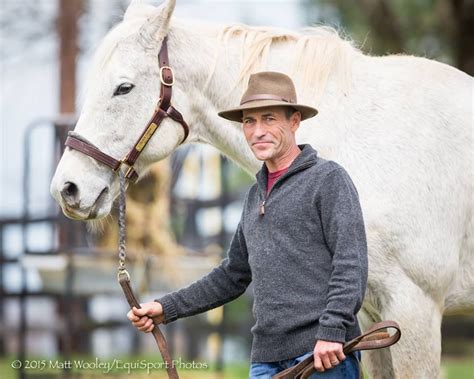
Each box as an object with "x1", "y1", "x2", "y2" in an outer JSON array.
[{"x1": 64, "y1": 36, "x2": 189, "y2": 183}]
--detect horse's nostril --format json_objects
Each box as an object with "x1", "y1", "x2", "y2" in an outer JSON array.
[
  {"x1": 64, "y1": 181, "x2": 78, "y2": 197},
  {"x1": 60, "y1": 181, "x2": 79, "y2": 206}
]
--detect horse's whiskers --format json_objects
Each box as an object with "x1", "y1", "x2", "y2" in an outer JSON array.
[{"x1": 86, "y1": 214, "x2": 112, "y2": 235}]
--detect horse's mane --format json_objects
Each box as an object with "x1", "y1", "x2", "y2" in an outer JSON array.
[{"x1": 208, "y1": 23, "x2": 357, "y2": 101}]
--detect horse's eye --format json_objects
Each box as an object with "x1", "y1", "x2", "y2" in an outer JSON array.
[{"x1": 113, "y1": 83, "x2": 134, "y2": 96}]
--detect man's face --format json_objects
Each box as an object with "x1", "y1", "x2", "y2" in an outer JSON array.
[{"x1": 242, "y1": 106, "x2": 301, "y2": 162}]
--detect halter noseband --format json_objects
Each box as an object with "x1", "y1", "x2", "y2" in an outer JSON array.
[{"x1": 64, "y1": 36, "x2": 189, "y2": 183}]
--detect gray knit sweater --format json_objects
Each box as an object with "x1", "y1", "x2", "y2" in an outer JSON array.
[{"x1": 156, "y1": 144, "x2": 368, "y2": 362}]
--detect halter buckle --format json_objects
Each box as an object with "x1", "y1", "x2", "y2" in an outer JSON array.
[
  {"x1": 160, "y1": 66, "x2": 174, "y2": 86},
  {"x1": 116, "y1": 159, "x2": 138, "y2": 183},
  {"x1": 124, "y1": 165, "x2": 136, "y2": 179}
]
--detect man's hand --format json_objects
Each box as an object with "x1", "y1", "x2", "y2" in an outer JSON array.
[
  {"x1": 127, "y1": 301, "x2": 165, "y2": 333},
  {"x1": 313, "y1": 340, "x2": 345, "y2": 372}
]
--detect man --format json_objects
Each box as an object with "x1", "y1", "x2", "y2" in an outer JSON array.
[{"x1": 128, "y1": 72, "x2": 368, "y2": 378}]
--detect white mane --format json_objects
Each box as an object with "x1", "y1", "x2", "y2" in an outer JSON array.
[{"x1": 210, "y1": 23, "x2": 357, "y2": 101}]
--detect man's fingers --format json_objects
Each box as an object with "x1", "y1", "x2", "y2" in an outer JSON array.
[
  {"x1": 137, "y1": 317, "x2": 154, "y2": 332},
  {"x1": 328, "y1": 352, "x2": 339, "y2": 366},
  {"x1": 336, "y1": 350, "x2": 346, "y2": 362},
  {"x1": 321, "y1": 353, "x2": 332, "y2": 370},
  {"x1": 132, "y1": 315, "x2": 149, "y2": 328},
  {"x1": 127, "y1": 310, "x2": 139, "y2": 322},
  {"x1": 314, "y1": 353, "x2": 324, "y2": 372},
  {"x1": 145, "y1": 322, "x2": 155, "y2": 333},
  {"x1": 127, "y1": 302, "x2": 162, "y2": 333},
  {"x1": 132, "y1": 306, "x2": 149, "y2": 317}
]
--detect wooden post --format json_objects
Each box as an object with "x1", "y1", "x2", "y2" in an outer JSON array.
[
  {"x1": 58, "y1": 0, "x2": 82, "y2": 114},
  {"x1": 56, "y1": 0, "x2": 83, "y2": 371}
]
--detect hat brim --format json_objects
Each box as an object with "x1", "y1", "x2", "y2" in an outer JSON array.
[{"x1": 217, "y1": 99, "x2": 318, "y2": 123}]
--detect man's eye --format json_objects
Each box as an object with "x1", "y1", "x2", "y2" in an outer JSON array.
[{"x1": 113, "y1": 83, "x2": 135, "y2": 96}]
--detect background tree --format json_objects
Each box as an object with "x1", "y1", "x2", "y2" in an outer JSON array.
[{"x1": 305, "y1": 0, "x2": 474, "y2": 75}]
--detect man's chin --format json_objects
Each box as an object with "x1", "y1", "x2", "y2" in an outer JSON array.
[
  {"x1": 251, "y1": 147, "x2": 274, "y2": 161},
  {"x1": 253, "y1": 152, "x2": 273, "y2": 161}
]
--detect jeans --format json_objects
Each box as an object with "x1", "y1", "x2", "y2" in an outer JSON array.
[{"x1": 249, "y1": 351, "x2": 361, "y2": 379}]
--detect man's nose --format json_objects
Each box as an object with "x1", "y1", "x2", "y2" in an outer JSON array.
[{"x1": 254, "y1": 120, "x2": 267, "y2": 137}]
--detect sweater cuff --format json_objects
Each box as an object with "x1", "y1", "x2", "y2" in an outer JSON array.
[
  {"x1": 155, "y1": 295, "x2": 178, "y2": 324},
  {"x1": 315, "y1": 326, "x2": 346, "y2": 343}
]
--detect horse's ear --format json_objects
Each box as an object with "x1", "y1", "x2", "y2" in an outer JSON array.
[
  {"x1": 124, "y1": 0, "x2": 145, "y2": 20},
  {"x1": 137, "y1": 0, "x2": 176, "y2": 48}
]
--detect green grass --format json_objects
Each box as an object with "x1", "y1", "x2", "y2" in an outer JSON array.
[{"x1": 441, "y1": 358, "x2": 474, "y2": 379}]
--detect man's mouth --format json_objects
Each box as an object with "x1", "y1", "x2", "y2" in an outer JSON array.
[{"x1": 253, "y1": 141, "x2": 273, "y2": 146}]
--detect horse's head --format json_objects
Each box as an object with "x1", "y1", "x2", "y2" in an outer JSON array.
[{"x1": 51, "y1": 0, "x2": 188, "y2": 220}]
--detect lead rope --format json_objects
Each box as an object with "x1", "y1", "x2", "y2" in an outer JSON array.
[
  {"x1": 118, "y1": 169, "x2": 127, "y2": 272},
  {"x1": 117, "y1": 170, "x2": 179, "y2": 379}
]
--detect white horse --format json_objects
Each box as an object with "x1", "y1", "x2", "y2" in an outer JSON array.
[{"x1": 50, "y1": 0, "x2": 473, "y2": 377}]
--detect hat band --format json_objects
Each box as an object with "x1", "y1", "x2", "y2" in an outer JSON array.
[{"x1": 240, "y1": 94, "x2": 295, "y2": 105}]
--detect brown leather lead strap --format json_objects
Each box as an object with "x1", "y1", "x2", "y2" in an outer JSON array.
[
  {"x1": 272, "y1": 320, "x2": 401, "y2": 379},
  {"x1": 119, "y1": 274, "x2": 179, "y2": 379},
  {"x1": 117, "y1": 170, "x2": 178, "y2": 379}
]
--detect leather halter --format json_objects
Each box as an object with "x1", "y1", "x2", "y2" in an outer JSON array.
[{"x1": 64, "y1": 36, "x2": 189, "y2": 183}]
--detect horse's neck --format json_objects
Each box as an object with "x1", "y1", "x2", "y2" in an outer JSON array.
[
  {"x1": 170, "y1": 21, "x2": 261, "y2": 174},
  {"x1": 168, "y1": 20, "x2": 357, "y2": 172}
]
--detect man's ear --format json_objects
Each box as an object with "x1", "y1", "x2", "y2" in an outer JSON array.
[{"x1": 290, "y1": 111, "x2": 302, "y2": 132}]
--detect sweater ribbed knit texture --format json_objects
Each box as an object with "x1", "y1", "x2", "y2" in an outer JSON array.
[{"x1": 156, "y1": 144, "x2": 368, "y2": 362}]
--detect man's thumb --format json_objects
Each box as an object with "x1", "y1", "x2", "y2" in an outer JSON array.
[{"x1": 132, "y1": 306, "x2": 149, "y2": 316}]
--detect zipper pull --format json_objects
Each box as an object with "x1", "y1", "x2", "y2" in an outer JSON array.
[{"x1": 259, "y1": 200, "x2": 265, "y2": 216}]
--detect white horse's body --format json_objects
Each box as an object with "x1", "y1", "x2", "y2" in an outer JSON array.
[{"x1": 50, "y1": 1, "x2": 473, "y2": 377}]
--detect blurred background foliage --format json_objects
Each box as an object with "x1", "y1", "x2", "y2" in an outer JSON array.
[{"x1": 305, "y1": 0, "x2": 473, "y2": 74}]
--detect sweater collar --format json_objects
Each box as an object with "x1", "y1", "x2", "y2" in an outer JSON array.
[{"x1": 256, "y1": 144, "x2": 319, "y2": 191}]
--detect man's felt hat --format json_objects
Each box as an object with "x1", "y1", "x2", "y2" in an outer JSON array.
[{"x1": 218, "y1": 71, "x2": 318, "y2": 122}]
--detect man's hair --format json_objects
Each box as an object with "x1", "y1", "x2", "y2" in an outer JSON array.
[
  {"x1": 240, "y1": 107, "x2": 299, "y2": 121},
  {"x1": 284, "y1": 107, "x2": 298, "y2": 120}
]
